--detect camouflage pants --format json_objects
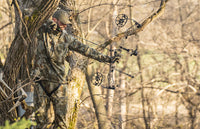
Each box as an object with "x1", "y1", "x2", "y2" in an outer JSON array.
[{"x1": 34, "y1": 81, "x2": 68, "y2": 129}]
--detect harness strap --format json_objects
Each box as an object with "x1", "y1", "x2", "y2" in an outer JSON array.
[{"x1": 35, "y1": 77, "x2": 61, "y2": 97}]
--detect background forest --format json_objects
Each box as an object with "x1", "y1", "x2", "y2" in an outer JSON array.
[{"x1": 0, "y1": 0, "x2": 200, "y2": 129}]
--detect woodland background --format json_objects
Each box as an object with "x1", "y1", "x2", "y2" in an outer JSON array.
[{"x1": 0, "y1": 0, "x2": 200, "y2": 128}]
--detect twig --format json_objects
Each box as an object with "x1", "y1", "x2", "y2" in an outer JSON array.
[
  {"x1": 0, "y1": 70, "x2": 12, "y2": 98},
  {"x1": 156, "y1": 83, "x2": 197, "y2": 97}
]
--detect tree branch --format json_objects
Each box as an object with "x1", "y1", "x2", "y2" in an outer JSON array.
[{"x1": 97, "y1": 0, "x2": 169, "y2": 51}]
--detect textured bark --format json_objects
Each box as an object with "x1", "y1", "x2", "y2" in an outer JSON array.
[
  {"x1": 0, "y1": 0, "x2": 60, "y2": 124},
  {"x1": 67, "y1": 66, "x2": 85, "y2": 129},
  {"x1": 65, "y1": 43, "x2": 87, "y2": 128}
]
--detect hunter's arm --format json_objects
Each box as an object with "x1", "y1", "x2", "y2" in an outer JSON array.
[{"x1": 67, "y1": 36, "x2": 111, "y2": 63}]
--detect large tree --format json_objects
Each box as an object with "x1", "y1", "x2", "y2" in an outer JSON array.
[{"x1": 0, "y1": 0, "x2": 60, "y2": 124}]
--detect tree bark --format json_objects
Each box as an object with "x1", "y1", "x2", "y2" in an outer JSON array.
[
  {"x1": 66, "y1": 62, "x2": 86, "y2": 128},
  {"x1": 119, "y1": 74, "x2": 126, "y2": 129},
  {"x1": 86, "y1": 65, "x2": 111, "y2": 129},
  {"x1": 0, "y1": 0, "x2": 60, "y2": 124}
]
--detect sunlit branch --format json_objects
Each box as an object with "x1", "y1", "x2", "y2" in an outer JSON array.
[{"x1": 97, "y1": 0, "x2": 169, "y2": 51}]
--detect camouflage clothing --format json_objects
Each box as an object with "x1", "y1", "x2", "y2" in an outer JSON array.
[{"x1": 34, "y1": 20, "x2": 112, "y2": 128}]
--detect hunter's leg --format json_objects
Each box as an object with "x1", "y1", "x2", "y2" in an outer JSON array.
[
  {"x1": 51, "y1": 84, "x2": 68, "y2": 129},
  {"x1": 34, "y1": 83, "x2": 54, "y2": 129}
]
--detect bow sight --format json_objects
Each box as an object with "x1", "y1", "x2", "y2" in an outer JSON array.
[
  {"x1": 115, "y1": 14, "x2": 141, "y2": 28},
  {"x1": 115, "y1": 14, "x2": 128, "y2": 28},
  {"x1": 92, "y1": 72, "x2": 103, "y2": 86},
  {"x1": 92, "y1": 72, "x2": 119, "y2": 90}
]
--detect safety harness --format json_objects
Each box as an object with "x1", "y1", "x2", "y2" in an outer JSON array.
[{"x1": 35, "y1": 77, "x2": 61, "y2": 97}]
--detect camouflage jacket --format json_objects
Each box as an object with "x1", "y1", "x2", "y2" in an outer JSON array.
[{"x1": 34, "y1": 20, "x2": 111, "y2": 84}]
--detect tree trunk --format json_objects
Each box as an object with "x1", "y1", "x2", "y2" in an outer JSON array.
[
  {"x1": 119, "y1": 74, "x2": 126, "y2": 129},
  {"x1": 0, "y1": 0, "x2": 60, "y2": 124},
  {"x1": 106, "y1": 1, "x2": 118, "y2": 126},
  {"x1": 67, "y1": 62, "x2": 86, "y2": 128},
  {"x1": 137, "y1": 44, "x2": 150, "y2": 129},
  {"x1": 86, "y1": 65, "x2": 111, "y2": 129}
]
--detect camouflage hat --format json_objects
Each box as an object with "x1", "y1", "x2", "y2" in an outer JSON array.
[{"x1": 53, "y1": 9, "x2": 71, "y2": 24}]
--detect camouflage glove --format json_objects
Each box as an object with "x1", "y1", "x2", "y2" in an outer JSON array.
[
  {"x1": 43, "y1": 20, "x2": 61, "y2": 34},
  {"x1": 110, "y1": 50, "x2": 121, "y2": 63}
]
